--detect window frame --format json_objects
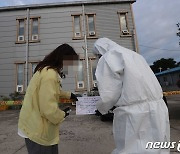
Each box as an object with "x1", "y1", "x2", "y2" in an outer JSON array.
[
  {"x1": 85, "y1": 13, "x2": 98, "y2": 39},
  {"x1": 75, "y1": 58, "x2": 87, "y2": 91},
  {"x1": 89, "y1": 57, "x2": 98, "y2": 89},
  {"x1": 29, "y1": 16, "x2": 41, "y2": 43},
  {"x1": 30, "y1": 61, "x2": 39, "y2": 77},
  {"x1": 16, "y1": 17, "x2": 26, "y2": 44},
  {"x1": 71, "y1": 14, "x2": 83, "y2": 40},
  {"x1": 117, "y1": 11, "x2": 132, "y2": 37},
  {"x1": 15, "y1": 62, "x2": 25, "y2": 93}
]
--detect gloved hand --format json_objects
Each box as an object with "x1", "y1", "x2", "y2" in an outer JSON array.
[
  {"x1": 70, "y1": 93, "x2": 78, "y2": 101},
  {"x1": 63, "y1": 107, "x2": 71, "y2": 118},
  {"x1": 95, "y1": 110, "x2": 102, "y2": 116}
]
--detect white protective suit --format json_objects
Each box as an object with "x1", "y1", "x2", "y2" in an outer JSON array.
[{"x1": 94, "y1": 38, "x2": 170, "y2": 154}]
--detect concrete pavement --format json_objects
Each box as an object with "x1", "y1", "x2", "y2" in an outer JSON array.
[{"x1": 0, "y1": 95, "x2": 179, "y2": 154}]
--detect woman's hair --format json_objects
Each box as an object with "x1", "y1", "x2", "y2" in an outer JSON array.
[{"x1": 34, "y1": 44, "x2": 78, "y2": 75}]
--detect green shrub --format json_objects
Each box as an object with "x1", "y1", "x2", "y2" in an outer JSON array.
[
  {"x1": 0, "y1": 95, "x2": 10, "y2": 101},
  {"x1": 9, "y1": 92, "x2": 24, "y2": 101}
]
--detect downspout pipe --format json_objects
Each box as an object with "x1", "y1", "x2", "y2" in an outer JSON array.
[
  {"x1": 130, "y1": 4, "x2": 139, "y2": 53},
  {"x1": 25, "y1": 8, "x2": 30, "y2": 90},
  {"x1": 82, "y1": 4, "x2": 91, "y2": 93}
]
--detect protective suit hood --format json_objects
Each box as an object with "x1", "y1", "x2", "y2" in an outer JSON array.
[
  {"x1": 94, "y1": 38, "x2": 125, "y2": 74},
  {"x1": 93, "y1": 38, "x2": 117, "y2": 55}
]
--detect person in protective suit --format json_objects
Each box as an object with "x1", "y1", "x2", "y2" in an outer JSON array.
[{"x1": 93, "y1": 38, "x2": 170, "y2": 154}]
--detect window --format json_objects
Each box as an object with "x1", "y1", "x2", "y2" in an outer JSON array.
[
  {"x1": 16, "y1": 18, "x2": 26, "y2": 43},
  {"x1": 89, "y1": 58, "x2": 98, "y2": 88},
  {"x1": 76, "y1": 59, "x2": 86, "y2": 90},
  {"x1": 86, "y1": 13, "x2": 97, "y2": 38},
  {"x1": 30, "y1": 17, "x2": 40, "y2": 42},
  {"x1": 72, "y1": 14, "x2": 83, "y2": 39},
  {"x1": 30, "y1": 62, "x2": 38, "y2": 77},
  {"x1": 15, "y1": 63, "x2": 25, "y2": 93},
  {"x1": 118, "y1": 11, "x2": 130, "y2": 35}
]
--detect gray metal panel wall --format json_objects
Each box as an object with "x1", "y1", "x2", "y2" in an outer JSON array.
[
  {"x1": 28, "y1": 6, "x2": 85, "y2": 60},
  {"x1": 0, "y1": 6, "x2": 85, "y2": 96},
  {"x1": 28, "y1": 6, "x2": 84, "y2": 93},
  {"x1": 0, "y1": 1, "x2": 136, "y2": 96},
  {"x1": 0, "y1": 9, "x2": 27, "y2": 96},
  {"x1": 84, "y1": 3, "x2": 135, "y2": 53}
]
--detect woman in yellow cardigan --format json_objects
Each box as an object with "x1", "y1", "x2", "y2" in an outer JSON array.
[{"x1": 18, "y1": 44, "x2": 78, "y2": 154}]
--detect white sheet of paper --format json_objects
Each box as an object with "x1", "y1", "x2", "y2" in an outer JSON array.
[{"x1": 76, "y1": 96, "x2": 101, "y2": 115}]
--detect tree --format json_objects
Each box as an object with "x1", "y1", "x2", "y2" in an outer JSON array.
[
  {"x1": 150, "y1": 58, "x2": 177, "y2": 73},
  {"x1": 177, "y1": 61, "x2": 180, "y2": 67}
]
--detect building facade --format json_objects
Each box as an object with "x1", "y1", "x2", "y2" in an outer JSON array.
[
  {"x1": 0, "y1": 0, "x2": 137, "y2": 96},
  {"x1": 155, "y1": 67, "x2": 180, "y2": 91}
]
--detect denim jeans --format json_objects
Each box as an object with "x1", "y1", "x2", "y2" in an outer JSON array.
[{"x1": 25, "y1": 138, "x2": 58, "y2": 154}]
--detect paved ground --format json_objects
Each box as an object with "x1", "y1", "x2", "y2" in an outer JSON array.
[
  {"x1": 166, "y1": 95, "x2": 180, "y2": 154},
  {"x1": 0, "y1": 95, "x2": 179, "y2": 154}
]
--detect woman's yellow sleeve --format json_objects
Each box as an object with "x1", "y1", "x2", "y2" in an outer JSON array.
[{"x1": 39, "y1": 69, "x2": 65, "y2": 125}]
